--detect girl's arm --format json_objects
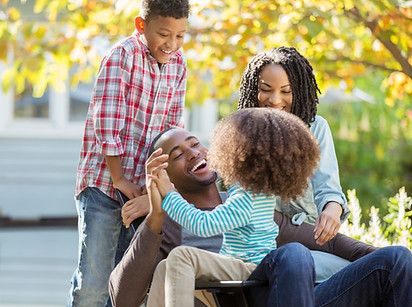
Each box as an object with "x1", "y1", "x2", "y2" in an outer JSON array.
[{"x1": 162, "y1": 189, "x2": 252, "y2": 237}]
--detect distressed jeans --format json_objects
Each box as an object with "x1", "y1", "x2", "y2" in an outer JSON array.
[{"x1": 67, "y1": 187, "x2": 134, "y2": 307}]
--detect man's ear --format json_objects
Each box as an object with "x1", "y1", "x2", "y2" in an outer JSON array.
[{"x1": 135, "y1": 16, "x2": 145, "y2": 34}]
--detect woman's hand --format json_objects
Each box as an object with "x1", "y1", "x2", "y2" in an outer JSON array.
[{"x1": 313, "y1": 201, "x2": 342, "y2": 245}]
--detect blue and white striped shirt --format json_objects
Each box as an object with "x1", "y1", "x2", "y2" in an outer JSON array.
[{"x1": 162, "y1": 184, "x2": 279, "y2": 264}]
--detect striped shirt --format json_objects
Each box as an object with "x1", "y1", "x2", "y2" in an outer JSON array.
[
  {"x1": 75, "y1": 32, "x2": 186, "y2": 199},
  {"x1": 162, "y1": 185, "x2": 279, "y2": 264}
]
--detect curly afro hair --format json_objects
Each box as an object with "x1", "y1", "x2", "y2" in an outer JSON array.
[
  {"x1": 208, "y1": 108, "x2": 320, "y2": 200},
  {"x1": 140, "y1": 0, "x2": 190, "y2": 22},
  {"x1": 238, "y1": 47, "x2": 320, "y2": 126}
]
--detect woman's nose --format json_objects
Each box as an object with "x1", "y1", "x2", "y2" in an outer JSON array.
[{"x1": 269, "y1": 92, "x2": 282, "y2": 104}]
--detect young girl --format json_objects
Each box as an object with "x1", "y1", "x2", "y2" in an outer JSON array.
[
  {"x1": 238, "y1": 46, "x2": 348, "y2": 245},
  {"x1": 145, "y1": 108, "x2": 321, "y2": 307}
]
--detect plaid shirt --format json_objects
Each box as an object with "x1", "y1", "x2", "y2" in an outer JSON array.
[{"x1": 75, "y1": 32, "x2": 186, "y2": 200}]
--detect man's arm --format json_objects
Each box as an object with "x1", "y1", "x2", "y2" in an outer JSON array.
[
  {"x1": 109, "y1": 220, "x2": 163, "y2": 307},
  {"x1": 110, "y1": 163, "x2": 171, "y2": 307},
  {"x1": 274, "y1": 210, "x2": 376, "y2": 262}
]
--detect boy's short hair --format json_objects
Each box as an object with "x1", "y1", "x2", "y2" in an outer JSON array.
[
  {"x1": 208, "y1": 108, "x2": 320, "y2": 200},
  {"x1": 140, "y1": 0, "x2": 190, "y2": 22}
]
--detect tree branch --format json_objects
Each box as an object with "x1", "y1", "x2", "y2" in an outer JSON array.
[{"x1": 346, "y1": 6, "x2": 412, "y2": 78}]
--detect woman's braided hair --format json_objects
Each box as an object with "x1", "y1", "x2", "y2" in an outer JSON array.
[{"x1": 238, "y1": 47, "x2": 320, "y2": 126}]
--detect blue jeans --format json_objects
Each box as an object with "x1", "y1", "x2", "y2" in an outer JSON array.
[
  {"x1": 67, "y1": 187, "x2": 134, "y2": 307},
  {"x1": 247, "y1": 244, "x2": 412, "y2": 307},
  {"x1": 315, "y1": 246, "x2": 412, "y2": 306},
  {"x1": 246, "y1": 242, "x2": 316, "y2": 307}
]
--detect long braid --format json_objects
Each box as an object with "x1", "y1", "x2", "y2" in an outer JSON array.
[{"x1": 238, "y1": 47, "x2": 321, "y2": 126}]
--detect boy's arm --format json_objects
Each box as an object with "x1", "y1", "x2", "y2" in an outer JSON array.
[
  {"x1": 165, "y1": 58, "x2": 186, "y2": 128},
  {"x1": 274, "y1": 210, "x2": 376, "y2": 262},
  {"x1": 105, "y1": 155, "x2": 141, "y2": 199}
]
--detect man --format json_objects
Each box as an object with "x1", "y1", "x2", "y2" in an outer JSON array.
[{"x1": 109, "y1": 127, "x2": 383, "y2": 307}]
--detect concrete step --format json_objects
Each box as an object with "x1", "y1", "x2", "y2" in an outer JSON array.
[
  {"x1": 0, "y1": 228, "x2": 78, "y2": 306},
  {"x1": 0, "y1": 138, "x2": 80, "y2": 218}
]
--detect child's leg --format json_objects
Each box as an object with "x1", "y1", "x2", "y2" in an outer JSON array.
[
  {"x1": 147, "y1": 258, "x2": 218, "y2": 307},
  {"x1": 164, "y1": 246, "x2": 257, "y2": 307},
  {"x1": 146, "y1": 259, "x2": 167, "y2": 307}
]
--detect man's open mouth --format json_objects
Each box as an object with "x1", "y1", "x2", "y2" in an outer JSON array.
[{"x1": 190, "y1": 159, "x2": 207, "y2": 172}]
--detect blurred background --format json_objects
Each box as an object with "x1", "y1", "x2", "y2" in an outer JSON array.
[{"x1": 0, "y1": 0, "x2": 411, "y2": 305}]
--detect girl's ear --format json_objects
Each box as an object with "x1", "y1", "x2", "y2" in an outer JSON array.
[{"x1": 135, "y1": 16, "x2": 145, "y2": 34}]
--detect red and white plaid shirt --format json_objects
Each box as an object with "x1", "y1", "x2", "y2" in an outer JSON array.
[{"x1": 75, "y1": 32, "x2": 186, "y2": 200}]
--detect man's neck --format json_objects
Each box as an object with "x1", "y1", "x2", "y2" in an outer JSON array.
[{"x1": 179, "y1": 185, "x2": 222, "y2": 208}]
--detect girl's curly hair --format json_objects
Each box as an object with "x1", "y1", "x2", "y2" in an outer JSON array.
[
  {"x1": 238, "y1": 47, "x2": 320, "y2": 126},
  {"x1": 140, "y1": 0, "x2": 190, "y2": 22},
  {"x1": 208, "y1": 108, "x2": 320, "y2": 200}
]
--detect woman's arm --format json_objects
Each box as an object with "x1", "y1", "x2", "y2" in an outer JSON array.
[
  {"x1": 274, "y1": 210, "x2": 376, "y2": 261},
  {"x1": 310, "y1": 116, "x2": 350, "y2": 221}
]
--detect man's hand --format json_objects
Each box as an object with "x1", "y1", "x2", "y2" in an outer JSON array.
[
  {"x1": 145, "y1": 151, "x2": 167, "y2": 234},
  {"x1": 145, "y1": 148, "x2": 174, "y2": 198},
  {"x1": 121, "y1": 194, "x2": 149, "y2": 228},
  {"x1": 313, "y1": 201, "x2": 342, "y2": 245}
]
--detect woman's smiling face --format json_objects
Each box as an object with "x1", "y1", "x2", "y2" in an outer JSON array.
[{"x1": 257, "y1": 63, "x2": 293, "y2": 113}]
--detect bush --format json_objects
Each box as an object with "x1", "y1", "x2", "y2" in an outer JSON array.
[{"x1": 340, "y1": 187, "x2": 412, "y2": 250}]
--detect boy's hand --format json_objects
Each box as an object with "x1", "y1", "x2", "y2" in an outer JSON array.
[
  {"x1": 121, "y1": 194, "x2": 149, "y2": 228},
  {"x1": 313, "y1": 202, "x2": 342, "y2": 245},
  {"x1": 115, "y1": 178, "x2": 142, "y2": 200},
  {"x1": 105, "y1": 154, "x2": 141, "y2": 199}
]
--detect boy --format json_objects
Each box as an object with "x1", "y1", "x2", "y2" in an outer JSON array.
[{"x1": 67, "y1": 1, "x2": 190, "y2": 306}]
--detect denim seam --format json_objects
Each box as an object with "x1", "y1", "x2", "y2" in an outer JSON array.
[{"x1": 317, "y1": 265, "x2": 391, "y2": 307}]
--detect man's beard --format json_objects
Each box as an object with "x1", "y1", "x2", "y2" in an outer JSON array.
[{"x1": 197, "y1": 171, "x2": 218, "y2": 186}]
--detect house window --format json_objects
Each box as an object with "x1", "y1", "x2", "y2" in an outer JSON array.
[
  {"x1": 69, "y1": 82, "x2": 92, "y2": 122},
  {"x1": 14, "y1": 84, "x2": 49, "y2": 119}
]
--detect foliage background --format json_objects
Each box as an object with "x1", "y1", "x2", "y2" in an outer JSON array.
[{"x1": 1, "y1": 0, "x2": 411, "y2": 218}]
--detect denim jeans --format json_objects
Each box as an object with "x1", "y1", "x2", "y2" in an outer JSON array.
[
  {"x1": 315, "y1": 246, "x2": 412, "y2": 307},
  {"x1": 247, "y1": 244, "x2": 412, "y2": 307},
  {"x1": 67, "y1": 187, "x2": 134, "y2": 307},
  {"x1": 246, "y1": 242, "x2": 316, "y2": 307}
]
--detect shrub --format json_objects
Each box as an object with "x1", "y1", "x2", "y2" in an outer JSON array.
[{"x1": 340, "y1": 187, "x2": 412, "y2": 250}]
